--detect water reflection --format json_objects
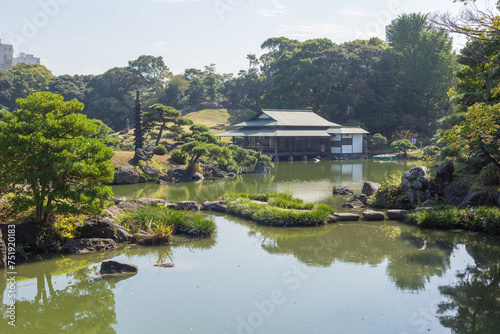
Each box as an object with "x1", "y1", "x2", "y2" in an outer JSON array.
[
  {"x1": 111, "y1": 160, "x2": 419, "y2": 205},
  {"x1": 438, "y1": 240, "x2": 500, "y2": 334}
]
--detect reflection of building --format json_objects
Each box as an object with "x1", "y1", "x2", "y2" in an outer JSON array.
[
  {"x1": 217, "y1": 109, "x2": 369, "y2": 159},
  {"x1": 0, "y1": 39, "x2": 14, "y2": 70},
  {"x1": 13, "y1": 52, "x2": 41, "y2": 66}
]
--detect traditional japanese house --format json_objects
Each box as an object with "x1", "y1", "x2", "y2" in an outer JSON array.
[{"x1": 217, "y1": 109, "x2": 369, "y2": 159}]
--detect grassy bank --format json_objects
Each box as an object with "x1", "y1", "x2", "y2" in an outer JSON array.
[
  {"x1": 222, "y1": 192, "x2": 335, "y2": 227},
  {"x1": 405, "y1": 206, "x2": 500, "y2": 235},
  {"x1": 119, "y1": 206, "x2": 216, "y2": 239}
]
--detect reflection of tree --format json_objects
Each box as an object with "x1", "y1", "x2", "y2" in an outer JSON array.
[
  {"x1": 229, "y1": 214, "x2": 457, "y2": 290},
  {"x1": 438, "y1": 241, "x2": 500, "y2": 334},
  {"x1": 1, "y1": 265, "x2": 117, "y2": 333}
]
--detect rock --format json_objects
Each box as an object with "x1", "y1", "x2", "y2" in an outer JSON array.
[
  {"x1": 386, "y1": 209, "x2": 407, "y2": 221},
  {"x1": 142, "y1": 166, "x2": 159, "y2": 180},
  {"x1": 0, "y1": 221, "x2": 43, "y2": 252},
  {"x1": 200, "y1": 163, "x2": 218, "y2": 176},
  {"x1": 144, "y1": 145, "x2": 156, "y2": 152},
  {"x1": 110, "y1": 196, "x2": 127, "y2": 204},
  {"x1": 133, "y1": 148, "x2": 149, "y2": 164},
  {"x1": 458, "y1": 191, "x2": 491, "y2": 208},
  {"x1": 333, "y1": 213, "x2": 360, "y2": 221},
  {"x1": 61, "y1": 238, "x2": 117, "y2": 254},
  {"x1": 156, "y1": 179, "x2": 169, "y2": 185},
  {"x1": 165, "y1": 203, "x2": 180, "y2": 210},
  {"x1": 213, "y1": 170, "x2": 228, "y2": 178},
  {"x1": 362, "y1": 181, "x2": 381, "y2": 196},
  {"x1": 253, "y1": 161, "x2": 271, "y2": 174},
  {"x1": 35, "y1": 239, "x2": 60, "y2": 254},
  {"x1": 0, "y1": 228, "x2": 6, "y2": 268},
  {"x1": 328, "y1": 215, "x2": 339, "y2": 223},
  {"x1": 192, "y1": 172, "x2": 204, "y2": 181},
  {"x1": 353, "y1": 194, "x2": 368, "y2": 205},
  {"x1": 78, "y1": 216, "x2": 132, "y2": 242},
  {"x1": 227, "y1": 172, "x2": 237, "y2": 177},
  {"x1": 153, "y1": 263, "x2": 175, "y2": 268},
  {"x1": 337, "y1": 187, "x2": 354, "y2": 195},
  {"x1": 202, "y1": 200, "x2": 228, "y2": 212},
  {"x1": 103, "y1": 206, "x2": 121, "y2": 218},
  {"x1": 139, "y1": 175, "x2": 147, "y2": 183},
  {"x1": 448, "y1": 196, "x2": 466, "y2": 206},
  {"x1": 421, "y1": 199, "x2": 439, "y2": 207},
  {"x1": 135, "y1": 198, "x2": 166, "y2": 206},
  {"x1": 342, "y1": 199, "x2": 365, "y2": 209},
  {"x1": 362, "y1": 210, "x2": 385, "y2": 221},
  {"x1": 401, "y1": 166, "x2": 430, "y2": 208},
  {"x1": 117, "y1": 201, "x2": 144, "y2": 212},
  {"x1": 176, "y1": 201, "x2": 201, "y2": 211},
  {"x1": 435, "y1": 160, "x2": 454, "y2": 186},
  {"x1": 444, "y1": 183, "x2": 469, "y2": 202},
  {"x1": 98, "y1": 260, "x2": 138, "y2": 277},
  {"x1": 415, "y1": 207, "x2": 434, "y2": 211},
  {"x1": 492, "y1": 191, "x2": 500, "y2": 207},
  {"x1": 113, "y1": 166, "x2": 140, "y2": 185},
  {"x1": 167, "y1": 167, "x2": 192, "y2": 183}
]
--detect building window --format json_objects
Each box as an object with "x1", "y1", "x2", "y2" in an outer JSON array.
[
  {"x1": 341, "y1": 138, "x2": 352, "y2": 145},
  {"x1": 331, "y1": 141, "x2": 341, "y2": 147}
]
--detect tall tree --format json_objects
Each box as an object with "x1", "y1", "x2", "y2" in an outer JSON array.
[
  {"x1": 0, "y1": 92, "x2": 114, "y2": 224},
  {"x1": 128, "y1": 55, "x2": 169, "y2": 90},
  {"x1": 144, "y1": 103, "x2": 193, "y2": 146},
  {"x1": 7, "y1": 63, "x2": 54, "y2": 100},
  {"x1": 387, "y1": 13, "x2": 457, "y2": 135}
]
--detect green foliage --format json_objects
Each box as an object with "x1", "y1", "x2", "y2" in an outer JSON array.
[
  {"x1": 423, "y1": 145, "x2": 440, "y2": 156},
  {"x1": 0, "y1": 92, "x2": 114, "y2": 223},
  {"x1": 440, "y1": 145, "x2": 462, "y2": 158},
  {"x1": 128, "y1": 55, "x2": 169, "y2": 89},
  {"x1": 479, "y1": 163, "x2": 500, "y2": 186},
  {"x1": 387, "y1": 13, "x2": 457, "y2": 136},
  {"x1": 222, "y1": 192, "x2": 335, "y2": 227},
  {"x1": 120, "y1": 206, "x2": 215, "y2": 238},
  {"x1": 391, "y1": 139, "x2": 417, "y2": 155},
  {"x1": 170, "y1": 149, "x2": 188, "y2": 165},
  {"x1": 144, "y1": 103, "x2": 192, "y2": 145},
  {"x1": 371, "y1": 133, "x2": 388, "y2": 150},
  {"x1": 153, "y1": 145, "x2": 168, "y2": 156},
  {"x1": 370, "y1": 171, "x2": 409, "y2": 209},
  {"x1": 405, "y1": 206, "x2": 500, "y2": 235}
]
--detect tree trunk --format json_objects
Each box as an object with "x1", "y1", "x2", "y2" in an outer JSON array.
[{"x1": 155, "y1": 121, "x2": 166, "y2": 146}]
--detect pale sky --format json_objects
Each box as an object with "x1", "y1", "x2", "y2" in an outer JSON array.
[{"x1": 0, "y1": 0, "x2": 481, "y2": 76}]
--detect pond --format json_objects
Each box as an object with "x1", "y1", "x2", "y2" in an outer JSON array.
[{"x1": 2, "y1": 160, "x2": 500, "y2": 333}]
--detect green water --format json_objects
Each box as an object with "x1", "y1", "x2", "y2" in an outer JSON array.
[{"x1": 2, "y1": 160, "x2": 500, "y2": 333}]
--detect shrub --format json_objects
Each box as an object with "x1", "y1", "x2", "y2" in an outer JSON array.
[
  {"x1": 119, "y1": 206, "x2": 216, "y2": 238},
  {"x1": 479, "y1": 163, "x2": 500, "y2": 186},
  {"x1": 423, "y1": 145, "x2": 440, "y2": 157},
  {"x1": 171, "y1": 149, "x2": 188, "y2": 165},
  {"x1": 154, "y1": 145, "x2": 168, "y2": 156},
  {"x1": 222, "y1": 192, "x2": 335, "y2": 227},
  {"x1": 405, "y1": 206, "x2": 500, "y2": 235}
]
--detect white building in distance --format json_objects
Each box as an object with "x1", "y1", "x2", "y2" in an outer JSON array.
[
  {"x1": 0, "y1": 39, "x2": 14, "y2": 70},
  {"x1": 13, "y1": 52, "x2": 41, "y2": 66},
  {"x1": 0, "y1": 39, "x2": 41, "y2": 70}
]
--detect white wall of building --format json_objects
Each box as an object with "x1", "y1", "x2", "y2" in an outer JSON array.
[{"x1": 352, "y1": 134, "x2": 364, "y2": 154}]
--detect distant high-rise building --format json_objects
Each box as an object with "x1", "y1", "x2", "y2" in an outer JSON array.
[
  {"x1": 0, "y1": 39, "x2": 14, "y2": 70},
  {"x1": 13, "y1": 52, "x2": 40, "y2": 66},
  {"x1": 385, "y1": 19, "x2": 397, "y2": 44}
]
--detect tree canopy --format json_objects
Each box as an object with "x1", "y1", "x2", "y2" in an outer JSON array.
[{"x1": 0, "y1": 92, "x2": 114, "y2": 223}]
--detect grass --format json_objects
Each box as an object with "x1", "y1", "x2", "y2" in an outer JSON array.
[
  {"x1": 405, "y1": 206, "x2": 500, "y2": 235},
  {"x1": 119, "y1": 206, "x2": 216, "y2": 238},
  {"x1": 222, "y1": 192, "x2": 335, "y2": 227},
  {"x1": 185, "y1": 109, "x2": 231, "y2": 133}
]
